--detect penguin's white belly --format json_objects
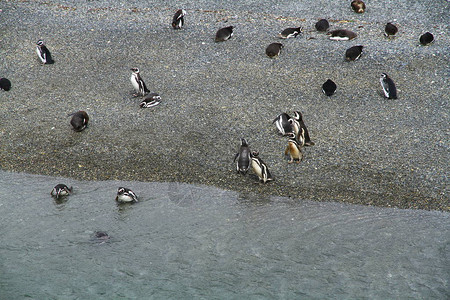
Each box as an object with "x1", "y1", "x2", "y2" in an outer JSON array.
[{"x1": 131, "y1": 75, "x2": 140, "y2": 91}]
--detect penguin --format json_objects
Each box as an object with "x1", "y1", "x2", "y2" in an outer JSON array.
[
  {"x1": 419, "y1": 32, "x2": 434, "y2": 45},
  {"x1": 0, "y1": 78, "x2": 11, "y2": 91},
  {"x1": 380, "y1": 73, "x2": 398, "y2": 99},
  {"x1": 384, "y1": 23, "x2": 398, "y2": 37},
  {"x1": 292, "y1": 111, "x2": 314, "y2": 146},
  {"x1": 116, "y1": 187, "x2": 138, "y2": 203},
  {"x1": 272, "y1": 113, "x2": 293, "y2": 136},
  {"x1": 266, "y1": 42, "x2": 284, "y2": 58},
  {"x1": 351, "y1": 0, "x2": 366, "y2": 13},
  {"x1": 322, "y1": 79, "x2": 337, "y2": 97},
  {"x1": 140, "y1": 93, "x2": 161, "y2": 108},
  {"x1": 328, "y1": 29, "x2": 357, "y2": 41},
  {"x1": 345, "y1": 45, "x2": 364, "y2": 61},
  {"x1": 288, "y1": 117, "x2": 306, "y2": 148},
  {"x1": 279, "y1": 27, "x2": 302, "y2": 39},
  {"x1": 215, "y1": 26, "x2": 234, "y2": 42},
  {"x1": 233, "y1": 138, "x2": 251, "y2": 175},
  {"x1": 172, "y1": 9, "x2": 186, "y2": 29},
  {"x1": 250, "y1": 151, "x2": 273, "y2": 183},
  {"x1": 69, "y1": 111, "x2": 89, "y2": 132},
  {"x1": 36, "y1": 40, "x2": 54, "y2": 64},
  {"x1": 130, "y1": 67, "x2": 150, "y2": 97},
  {"x1": 315, "y1": 19, "x2": 329, "y2": 32},
  {"x1": 285, "y1": 132, "x2": 304, "y2": 164},
  {"x1": 93, "y1": 231, "x2": 110, "y2": 241},
  {"x1": 51, "y1": 184, "x2": 72, "y2": 199}
]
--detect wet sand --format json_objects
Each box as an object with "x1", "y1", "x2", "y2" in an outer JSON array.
[{"x1": 0, "y1": 0, "x2": 448, "y2": 210}]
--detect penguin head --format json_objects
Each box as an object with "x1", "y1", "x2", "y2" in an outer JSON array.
[
  {"x1": 251, "y1": 151, "x2": 259, "y2": 157},
  {"x1": 130, "y1": 67, "x2": 140, "y2": 74},
  {"x1": 380, "y1": 73, "x2": 388, "y2": 79},
  {"x1": 36, "y1": 40, "x2": 44, "y2": 46},
  {"x1": 287, "y1": 132, "x2": 296, "y2": 139},
  {"x1": 293, "y1": 111, "x2": 303, "y2": 121},
  {"x1": 240, "y1": 138, "x2": 248, "y2": 146},
  {"x1": 117, "y1": 187, "x2": 126, "y2": 195}
]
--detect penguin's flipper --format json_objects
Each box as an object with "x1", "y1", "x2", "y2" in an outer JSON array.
[{"x1": 233, "y1": 152, "x2": 239, "y2": 162}]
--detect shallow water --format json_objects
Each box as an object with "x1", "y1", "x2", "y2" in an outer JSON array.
[{"x1": 0, "y1": 171, "x2": 448, "y2": 299}]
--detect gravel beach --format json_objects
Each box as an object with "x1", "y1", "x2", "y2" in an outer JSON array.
[{"x1": 0, "y1": 0, "x2": 448, "y2": 210}]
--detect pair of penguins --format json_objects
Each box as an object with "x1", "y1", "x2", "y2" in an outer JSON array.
[
  {"x1": 322, "y1": 73, "x2": 397, "y2": 99},
  {"x1": 172, "y1": 8, "x2": 234, "y2": 43},
  {"x1": 51, "y1": 184, "x2": 138, "y2": 203},
  {"x1": 234, "y1": 112, "x2": 314, "y2": 183}
]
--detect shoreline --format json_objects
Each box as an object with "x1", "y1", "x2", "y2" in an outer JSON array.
[{"x1": 0, "y1": 1, "x2": 448, "y2": 211}]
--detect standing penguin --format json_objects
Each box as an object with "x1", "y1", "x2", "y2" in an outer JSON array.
[
  {"x1": 130, "y1": 67, "x2": 150, "y2": 97},
  {"x1": 0, "y1": 78, "x2": 11, "y2": 91},
  {"x1": 69, "y1": 111, "x2": 89, "y2": 132},
  {"x1": 345, "y1": 45, "x2": 364, "y2": 61},
  {"x1": 380, "y1": 73, "x2": 398, "y2": 99},
  {"x1": 172, "y1": 9, "x2": 186, "y2": 29},
  {"x1": 322, "y1": 79, "x2": 337, "y2": 97},
  {"x1": 285, "y1": 132, "x2": 304, "y2": 164},
  {"x1": 250, "y1": 151, "x2": 273, "y2": 183},
  {"x1": 234, "y1": 138, "x2": 251, "y2": 175},
  {"x1": 36, "y1": 40, "x2": 54, "y2": 64},
  {"x1": 351, "y1": 0, "x2": 366, "y2": 13},
  {"x1": 315, "y1": 19, "x2": 329, "y2": 32},
  {"x1": 279, "y1": 27, "x2": 302, "y2": 39},
  {"x1": 384, "y1": 23, "x2": 398, "y2": 37},
  {"x1": 215, "y1": 26, "x2": 234, "y2": 42},
  {"x1": 292, "y1": 111, "x2": 314, "y2": 146},
  {"x1": 266, "y1": 43, "x2": 284, "y2": 58},
  {"x1": 273, "y1": 113, "x2": 293, "y2": 136}
]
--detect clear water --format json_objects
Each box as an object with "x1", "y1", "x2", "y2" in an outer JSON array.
[{"x1": 0, "y1": 171, "x2": 448, "y2": 299}]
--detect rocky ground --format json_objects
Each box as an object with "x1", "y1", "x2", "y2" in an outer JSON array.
[{"x1": 0, "y1": 0, "x2": 448, "y2": 210}]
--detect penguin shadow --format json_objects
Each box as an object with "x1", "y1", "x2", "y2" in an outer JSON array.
[{"x1": 52, "y1": 195, "x2": 70, "y2": 208}]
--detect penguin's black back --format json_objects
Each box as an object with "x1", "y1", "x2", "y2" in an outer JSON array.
[
  {"x1": 0, "y1": 78, "x2": 11, "y2": 91},
  {"x1": 322, "y1": 79, "x2": 337, "y2": 96},
  {"x1": 315, "y1": 19, "x2": 329, "y2": 32},
  {"x1": 42, "y1": 46, "x2": 54, "y2": 64},
  {"x1": 419, "y1": 32, "x2": 434, "y2": 45}
]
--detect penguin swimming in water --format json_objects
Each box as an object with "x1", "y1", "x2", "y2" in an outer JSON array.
[
  {"x1": 273, "y1": 113, "x2": 293, "y2": 136},
  {"x1": 130, "y1": 67, "x2": 150, "y2": 97},
  {"x1": 279, "y1": 27, "x2": 302, "y2": 39},
  {"x1": 69, "y1": 111, "x2": 89, "y2": 132},
  {"x1": 345, "y1": 45, "x2": 364, "y2": 61},
  {"x1": 328, "y1": 29, "x2": 357, "y2": 41},
  {"x1": 140, "y1": 93, "x2": 161, "y2": 108},
  {"x1": 266, "y1": 43, "x2": 284, "y2": 58},
  {"x1": 0, "y1": 78, "x2": 11, "y2": 91},
  {"x1": 315, "y1": 19, "x2": 329, "y2": 32},
  {"x1": 384, "y1": 23, "x2": 398, "y2": 38},
  {"x1": 292, "y1": 111, "x2": 314, "y2": 146},
  {"x1": 380, "y1": 73, "x2": 398, "y2": 99},
  {"x1": 233, "y1": 138, "x2": 251, "y2": 175},
  {"x1": 36, "y1": 40, "x2": 54, "y2": 64},
  {"x1": 172, "y1": 9, "x2": 186, "y2": 29},
  {"x1": 285, "y1": 132, "x2": 304, "y2": 164},
  {"x1": 250, "y1": 151, "x2": 273, "y2": 183},
  {"x1": 351, "y1": 0, "x2": 366, "y2": 13},
  {"x1": 116, "y1": 187, "x2": 138, "y2": 203},
  {"x1": 215, "y1": 26, "x2": 234, "y2": 42},
  {"x1": 322, "y1": 79, "x2": 337, "y2": 97},
  {"x1": 419, "y1": 32, "x2": 434, "y2": 45},
  {"x1": 51, "y1": 184, "x2": 72, "y2": 199}
]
